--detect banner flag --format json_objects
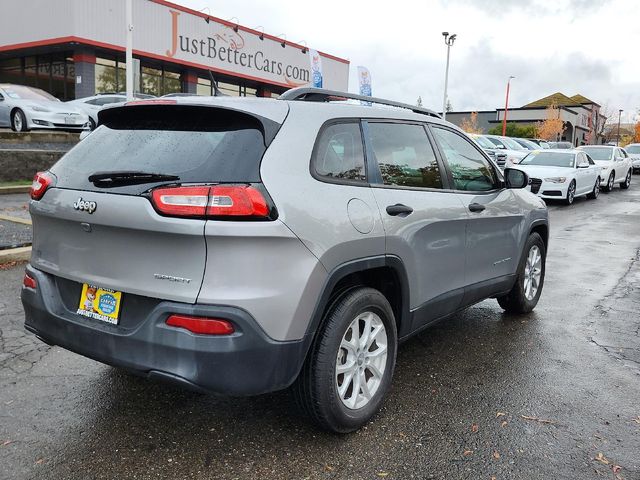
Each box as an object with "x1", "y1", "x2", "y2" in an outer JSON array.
[
  {"x1": 309, "y1": 49, "x2": 323, "y2": 88},
  {"x1": 357, "y1": 66, "x2": 372, "y2": 105}
]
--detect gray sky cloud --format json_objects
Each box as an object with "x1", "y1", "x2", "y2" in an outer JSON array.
[{"x1": 181, "y1": 0, "x2": 639, "y2": 122}]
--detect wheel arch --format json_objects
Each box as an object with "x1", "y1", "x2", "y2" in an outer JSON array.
[
  {"x1": 529, "y1": 220, "x2": 549, "y2": 251},
  {"x1": 296, "y1": 255, "x2": 411, "y2": 374}
]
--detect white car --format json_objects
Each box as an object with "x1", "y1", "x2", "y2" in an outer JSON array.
[
  {"x1": 482, "y1": 134, "x2": 529, "y2": 168},
  {"x1": 66, "y1": 93, "x2": 154, "y2": 129},
  {"x1": 516, "y1": 149, "x2": 602, "y2": 205},
  {"x1": 624, "y1": 143, "x2": 640, "y2": 173},
  {"x1": 0, "y1": 84, "x2": 89, "y2": 132},
  {"x1": 578, "y1": 145, "x2": 633, "y2": 191}
]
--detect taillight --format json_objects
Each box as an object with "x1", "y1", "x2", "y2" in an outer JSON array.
[
  {"x1": 151, "y1": 185, "x2": 271, "y2": 219},
  {"x1": 166, "y1": 314, "x2": 235, "y2": 335},
  {"x1": 23, "y1": 273, "x2": 37, "y2": 289},
  {"x1": 30, "y1": 171, "x2": 54, "y2": 200},
  {"x1": 152, "y1": 186, "x2": 209, "y2": 217}
]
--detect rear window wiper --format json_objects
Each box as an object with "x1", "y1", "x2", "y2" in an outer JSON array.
[{"x1": 88, "y1": 171, "x2": 180, "y2": 187}]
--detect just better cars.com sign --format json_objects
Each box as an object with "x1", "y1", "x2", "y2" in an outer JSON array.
[{"x1": 141, "y1": 2, "x2": 348, "y2": 88}]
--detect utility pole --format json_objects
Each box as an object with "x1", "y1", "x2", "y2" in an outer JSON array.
[
  {"x1": 501, "y1": 76, "x2": 515, "y2": 136},
  {"x1": 617, "y1": 109, "x2": 623, "y2": 146},
  {"x1": 441, "y1": 32, "x2": 456, "y2": 121},
  {"x1": 125, "y1": 0, "x2": 134, "y2": 101}
]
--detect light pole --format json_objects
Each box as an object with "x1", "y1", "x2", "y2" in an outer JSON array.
[
  {"x1": 125, "y1": 0, "x2": 134, "y2": 101},
  {"x1": 501, "y1": 76, "x2": 515, "y2": 136},
  {"x1": 617, "y1": 109, "x2": 623, "y2": 146},
  {"x1": 441, "y1": 32, "x2": 456, "y2": 121}
]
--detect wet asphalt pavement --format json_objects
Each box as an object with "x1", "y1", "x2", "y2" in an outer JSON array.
[{"x1": 1, "y1": 187, "x2": 639, "y2": 480}]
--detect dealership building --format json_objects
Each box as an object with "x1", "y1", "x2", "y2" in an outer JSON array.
[{"x1": 0, "y1": 0, "x2": 350, "y2": 100}]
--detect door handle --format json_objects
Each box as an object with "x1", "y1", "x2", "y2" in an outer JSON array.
[
  {"x1": 468, "y1": 202, "x2": 486, "y2": 212},
  {"x1": 386, "y1": 204, "x2": 413, "y2": 217}
]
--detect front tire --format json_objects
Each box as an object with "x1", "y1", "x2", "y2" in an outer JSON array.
[
  {"x1": 605, "y1": 172, "x2": 615, "y2": 192},
  {"x1": 293, "y1": 287, "x2": 397, "y2": 433},
  {"x1": 620, "y1": 170, "x2": 631, "y2": 189},
  {"x1": 564, "y1": 180, "x2": 576, "y2": 205},
  {"x1": 497, "y1": 233, "x2": 546, "y2": 314},
  {"x1": 587, "y1": 177, "x2": 600, "y2": 199},
  {"x1": 11, "y1": 109, "x2": 27, "y2": 132}
]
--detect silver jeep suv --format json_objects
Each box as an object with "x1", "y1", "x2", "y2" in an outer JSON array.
[{"x1": 22, "y1": 88, "x2": 549, "y2": 433}]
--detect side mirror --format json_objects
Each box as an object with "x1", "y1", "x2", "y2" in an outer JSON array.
[
  {"x1": 504, "y1": 168, "x2": 528, "y2": 189},
  {"x1": 495, "y1": 144, "x2": 506, "y2": 149}
]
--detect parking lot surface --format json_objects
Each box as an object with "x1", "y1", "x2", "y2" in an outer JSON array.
[{"x1": 1, "y1": 189, "x2": 639, "y2": 480}]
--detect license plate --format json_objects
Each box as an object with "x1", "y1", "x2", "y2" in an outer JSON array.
[
  {"x1": 64, "y1": 117, "x2": 76, "y2": 125},
  {"x1": 77, "y1": 284, "x2": 122, "y2": 325}
]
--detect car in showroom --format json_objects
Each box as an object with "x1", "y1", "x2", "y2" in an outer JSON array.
[
  {"x1": 21, "y1": 88, "x2": 549, "y2": 433},
  {"x1": 469, "y1": 133, "x2": 508, "y2": 168},
  {"x1": 0, "y1": 84, "x2": 89, "y2": 132},
  {"x1": 624, "y1": 143, "x2": 640, "y2": 173},
  {"x1": 515, "y1": 149, "x2": 602, "y2": 204},
  {"x1": 578, "y1": 145, "x2": 633, "y2": 191},
  {"x1": 66, "y1": 92, "x2": 155, "y2": 129},
  {"x1": 480, "y1": 134, "x2": 528, "y2": 167}
]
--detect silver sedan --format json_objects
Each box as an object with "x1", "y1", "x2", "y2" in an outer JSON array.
[{"x1": 0, "y1": 83, "x2": 89, "y2": 132}]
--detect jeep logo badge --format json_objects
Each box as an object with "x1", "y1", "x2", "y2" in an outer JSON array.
[{"x1": 73, "y1": 197, "x2": 97, "y2": 214}]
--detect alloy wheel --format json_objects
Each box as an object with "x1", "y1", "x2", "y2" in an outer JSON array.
[
  {"x1": 524, "y1": 245, "x2": 542, "y2": 301},
  {"x1": 13, "y1": 111, "x2": 22, "y2": 131},
  {"x1": 335, "y1": 311, "x2": 388, "y2": 410},
  {"x1": 608, "y1": 173, "x2": 614, "y2": 191},
  {"x1": 625, "y1": 171, "x2": 631, "y2": 187},
  {"x1": 594, "y1": 179, "x2": 600, "y2": 198}
]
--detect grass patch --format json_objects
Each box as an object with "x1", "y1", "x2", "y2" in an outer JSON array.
[{"x1": 0, "y1": 180, "x2": 31, "y2": 187}]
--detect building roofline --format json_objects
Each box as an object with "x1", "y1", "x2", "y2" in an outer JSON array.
[
  {"x1": 443, "y1": 110, "x2": 496, "y2": 115},
  {"x1": 497, "y1": 105, "x2": 580, "y2": 115}
]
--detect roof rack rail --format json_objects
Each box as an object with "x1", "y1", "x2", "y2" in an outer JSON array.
[{"x1": 278, "y1": 87, "x2": 441, "y2": 119}]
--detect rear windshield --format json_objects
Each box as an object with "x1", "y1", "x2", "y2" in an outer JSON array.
[{"x1": 50, "y1": 105, "x2": 270, "y2": 194}]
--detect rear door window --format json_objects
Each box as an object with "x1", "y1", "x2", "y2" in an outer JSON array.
[
  {"x1": 50, "y1": 105, "x2": 274, "y2": 195},
  {"x1": 367, "y1": 122, "x2": 443, "y2": 189},
  {"x1": 312, "y1": 122, "x2": 366, "y2": 182}
]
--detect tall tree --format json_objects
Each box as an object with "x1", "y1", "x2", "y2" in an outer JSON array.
[
  {"x1": 416, "y1": 96, "x2": 423, "y2": 107},
  {"x1": 535, "y1": 102, "x2": 565, "y2": 140},
  {"x1": 446, "y1": 99, "x2": 453, "y2": 112},
  {"x1": 460, "y1": 112, "x2": 483, "y2": 134}
]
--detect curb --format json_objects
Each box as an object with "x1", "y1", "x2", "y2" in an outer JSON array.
[
  {"x1": 0, "y1": 214, "x2": 31, "y2": 225},
  {"x1": 0, "y1": 246, "x2": 31, "y2": 264},
  {"x1": 0, "y1": 185, "x2": 30, "y2": 194}
]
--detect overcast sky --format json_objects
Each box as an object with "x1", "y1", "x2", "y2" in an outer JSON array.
[{"x1": 181, "y1": 0, "x2": 639, "y2": 123}]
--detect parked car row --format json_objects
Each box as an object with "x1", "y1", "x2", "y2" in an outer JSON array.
[{"x1": 513, "y1": 145, "x2": 633, "y2": 205}]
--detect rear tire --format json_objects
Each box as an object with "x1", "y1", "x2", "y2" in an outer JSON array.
[
  {"x1": 293, "y1": 287, "x2": 397, "y2": 433},
  {"x1": 587, "y1": 177, "x2": 600, "y2": 199},
  {"x1": 497, "y1": 233, "x2": 546, "y2": 314},
  {"x1": 88, "y1": 117, "x2": 97, "y2": 131},
  {"x1": 620, "y1": 170, "x2": 631, "y2": 189}
]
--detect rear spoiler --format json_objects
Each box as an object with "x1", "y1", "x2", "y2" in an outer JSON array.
[{"x1": 98, "y1": 104, "x2": 283, "y2": 146}]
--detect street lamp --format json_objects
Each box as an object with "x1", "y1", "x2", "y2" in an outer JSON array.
[
  {"x1": 617, "y1": 109, "x2": 623, "y2": 146},
  {"x1": 125, "y1": 0, "x2": 134, "y2": 101},
  {"x1": 501, "y1": 76, "x2": 515, "y2": 136},
  {"x1": 441, "y1": 32, "x2": 456, "y2": 121}
]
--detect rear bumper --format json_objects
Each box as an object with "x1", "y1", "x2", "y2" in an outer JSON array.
[{"x1": 21, "y1": 265, "x2": 306, "y2": 395}]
